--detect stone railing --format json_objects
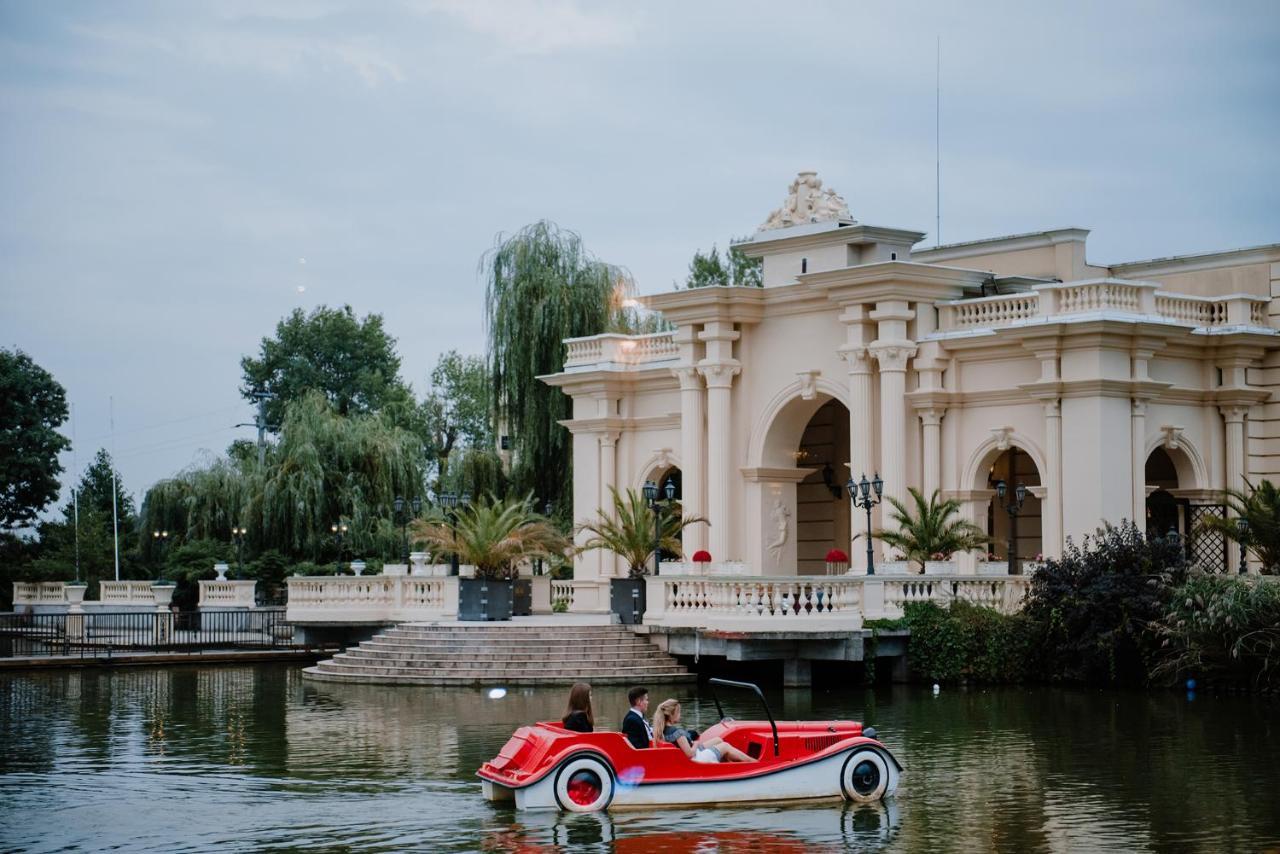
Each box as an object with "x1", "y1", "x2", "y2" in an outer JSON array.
[
  {"x1": 642, "y1": 574, "x2": 1033, "y2": 630},
  {"x1": 198, "y1": 580, "x2": 258, "y2": 608},
  {"x1": 99, "y1": 580, "x2": 160, "y2": 606},
  {"x1": 938, "y1": 279, "x2": 1270, "y2": 333},
  {"x1": 563, "y1": 332, "x2": 679, "y2": 369},
  {"x1": 13, "y1": 582, "x2": 69, "y2": 606},
  {"x1": 286, "y1": 575, "x2": 458, "y2": 623},
  {"x1": 551, "y1": 580, "x2": 575, "y2": 610}
]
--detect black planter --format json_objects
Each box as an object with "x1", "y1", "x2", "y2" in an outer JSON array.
[
  {"x1": 458, "y1": 578, "x2": 513, "y2": 621},
  {"x1": 511, "y1": 577, "x2": 532, "y2": 617},
  {"x1": 610, "y1": 577, "x2": 647, "y2": 625}
]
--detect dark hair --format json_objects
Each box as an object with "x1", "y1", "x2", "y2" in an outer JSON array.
[
  {"x1": 627, "y1": 686, "x2": 648, "y2": 706},
  {"x1": 563, "y1": 682, "x2": 593, "y2": 727}
]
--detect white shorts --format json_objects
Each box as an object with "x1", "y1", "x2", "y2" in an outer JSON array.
[{"x1": 693, "y1": 746, "x2": 721, "y2": 764}]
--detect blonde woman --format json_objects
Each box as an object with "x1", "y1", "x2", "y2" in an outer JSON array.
[{"x1": 652, "y1": 699, "x2": 755, "y2": 764}]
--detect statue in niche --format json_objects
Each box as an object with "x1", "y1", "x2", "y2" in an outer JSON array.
[{"x1": 767, "y1": 500, "x2": 791, "y2": 568}]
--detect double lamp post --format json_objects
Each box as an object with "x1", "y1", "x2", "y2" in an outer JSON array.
[{"x1": 643, "y1": 478, "x2": 678, "y2": 575}]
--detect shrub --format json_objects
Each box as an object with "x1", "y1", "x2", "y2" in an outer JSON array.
[
  {"x1": 1023, "y1": 521, "x2": 1186, "y2": 685},
  {"x1": 902, "y1": 600, "x2": 1038, "y2": 683},
  {"x1": 1150, "y1": 575, "x2": 1280, "y2": 690}
]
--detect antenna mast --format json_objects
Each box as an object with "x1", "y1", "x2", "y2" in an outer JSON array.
[
  {"x1": 110, "y1": 396, "x2": 120, "y2": 582},
  {"x1": 936, "y1": 35, "x2": 941, "y2": 247}
]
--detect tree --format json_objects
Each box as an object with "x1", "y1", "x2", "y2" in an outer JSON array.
[
  {"x1": 410, "y1": 495, "x2": 567, "y2": 580},
  {"x1": 682, "y1": 239, "x2": 762, "y2": 289},
  {"x1": 1195, "y1": 480, "x2": 1280, "y2": 573},
  {"x1": 875, "y1": 488, "x2": 989, "y2": 570},
  {"x1": 240, "y1": 304, "x2": 411, "y2": 427},
  {"x1": 421, "y1": 350, "x2": 492, "y2": 488},
  {"x1": 484, "y1": 221, "x2": 641, "y2": 511},
  {"x1": 576, "y1": 487, "x2": 706, "y2": 577},
  {"x1": 0, "y1": 349, "x2": 70, "y2": 529}
]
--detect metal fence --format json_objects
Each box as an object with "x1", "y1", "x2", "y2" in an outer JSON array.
[{"x1": 0, "y1": 609, "x2": 307, "y2": 659}]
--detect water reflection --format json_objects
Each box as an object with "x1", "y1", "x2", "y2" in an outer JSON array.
[{"x1": 0, "y1": 666, "x2": 1277, "y2": 853}]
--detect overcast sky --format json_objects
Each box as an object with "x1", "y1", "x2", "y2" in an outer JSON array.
[{"x1": 2, "y1": 0, "x2": 1278, "y2": 513}]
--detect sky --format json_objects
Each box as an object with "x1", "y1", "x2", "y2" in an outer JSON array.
[{"x1": 2, "y1": 0, "x2": 1278, "y2": 514}]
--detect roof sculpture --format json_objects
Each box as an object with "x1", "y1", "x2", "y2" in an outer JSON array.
[{"x1": 758, "y1": 171, "x2": 854, "y2": 232}]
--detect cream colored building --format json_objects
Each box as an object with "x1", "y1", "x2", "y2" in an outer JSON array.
[{"x1": 544, "y1": 173, "x2": 1280, "y2": 603}]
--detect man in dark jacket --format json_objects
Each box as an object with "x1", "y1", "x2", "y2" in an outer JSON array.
[{"x1": 620, "y1": 686, "x2": 652, "y2": 749}]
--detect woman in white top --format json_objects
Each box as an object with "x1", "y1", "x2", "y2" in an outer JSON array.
[{"x1": 652, "y1": 699, "x2": 755, "y2": 764}]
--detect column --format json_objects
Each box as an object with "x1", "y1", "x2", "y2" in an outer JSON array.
[
  {"x1": 839, "y1": 345, "x2": 874, "y2": 572},
  {"x1": 1131, "y1": 399, "x2": 1147, "y2": 526},
  {"x1": 674, "y1": 367, "x2": 706, "y2": 554},
  {"x1": 1222, "y1": 405, "x2": 1247, "y2": 572},
  {"x1": 920, "y1": 409, "x2": 943, "y2": 498},
  {"x1": 700, "y1": 363, "x2": 739, "y2": 561},
  {"x1": 1042, "y1": 399, "x2": 1063, "y2": 558},
  {"x1": 599, "y1": 431, "x2": 619, "y2": 577},
  {"x1": 871, "y1": 344, "x2": 915, "y2": 558}
]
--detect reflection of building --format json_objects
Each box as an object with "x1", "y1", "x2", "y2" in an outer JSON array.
[{"x1": 546, "y1": 173, "x2": 1279, "y2": 584}]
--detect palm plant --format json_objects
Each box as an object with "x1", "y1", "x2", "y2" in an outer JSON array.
[
  {"x1": 409, "y1": 495, "x2": 568, "y2": 580},
  {"x1": 576, "y1": 487, "x2": 707, "y2": 578},
  {"x1": 875, "y1": 488, "x2": 989, "y2": 571},
  {"x1": 1195, "y1": 479, "x2": 1280, "y2": 573}
]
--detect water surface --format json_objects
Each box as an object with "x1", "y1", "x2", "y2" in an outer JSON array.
[{"x1": 1, "y1": 665, "x2": 1277, "y2": 852}]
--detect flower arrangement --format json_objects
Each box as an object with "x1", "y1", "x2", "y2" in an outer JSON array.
[
  {"x1": 692, "y1": 549, "x2": 712, "y2": 570},
  {"x1": 824, "y1": 548, "x2": 850, "y2": 575}
]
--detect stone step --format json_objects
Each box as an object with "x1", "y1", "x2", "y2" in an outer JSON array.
[
  {"x1": 333, "y1": 654, "x2": 683, "y2": 671},
  {"x1": 361, "y1": 639, "x2": 656, "y2": 652},
  {"x1": 313, "y1": 661, "x2": 690, "y2": 678},
  {"x1": 390, "y1": 625, "x2": 629, "y2": 634},
  {"x1": 384, "y1": 629, "x2": 638, "y2": 640},
  {"x1": 302, "y1": 666, "x2": 695, "y2": 687},
  {"x1": 343, "y1": 647, "x2": 673, "y2": 661}
]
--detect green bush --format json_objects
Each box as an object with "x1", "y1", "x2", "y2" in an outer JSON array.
[
  {"x1": 1023, "y1": 521, "x2": 1186, "y2": 685},
  {"x1": 903, "y1": 601, "x2": 1038, "y2": 683},
  {"x1": 1151, "y1": 575, "x2": 1280, "y2": 690}
]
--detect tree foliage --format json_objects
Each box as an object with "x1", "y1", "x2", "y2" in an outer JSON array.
[
  {"x1": 1195, "y1": 479, "x2": 1280, "y2": 573},
  {"x1": 484, "y1": 221, "x2": 641, "y2": 510},
  {"x1": 901, "y1": 601, "x2": 1039, "y2": 684},
  {"x1": 240, "y1": 304, "x2": 411, "y2": 427},
  {"x1": 420, "y1": 350, "x2": 491, "y2": 488},
  {"x1": 575, "y1": 487, "x2": 705, "y2": 577},
  {"x1": 0, "y1": 348, "x2": 70, "y2": 530},
  {"x1": 683, "y1": 240, "x2": 762, "y2": 289},
  {"x1": 875, "y1": 488, "x2": 989, "y2": 569},
  {"x1": 409, "y1": 495, "x2": 567, "y2": 580}
]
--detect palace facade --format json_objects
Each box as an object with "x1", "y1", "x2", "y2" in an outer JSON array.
[{"x1": 544, "y1": 173, "x2": 1280, "y2": 600}]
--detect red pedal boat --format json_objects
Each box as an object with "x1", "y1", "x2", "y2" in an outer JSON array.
[{"x1": 478, "y1": 679, "x2": 902, "y2": 812}]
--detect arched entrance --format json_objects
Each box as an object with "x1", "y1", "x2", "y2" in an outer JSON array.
[
  {"x1": 795, "y1": 399, "x2": 851, "y2": 575},
  {"x1": 985, "y1": 447, "x2": 1043, "y2": 570},
  {"x1": 649, "y1": 465, "x2": 683, "y2": 561},
  {"x1": 1145, "y1": 447, "x2": 1181, "y2": 538},
  {"x1": 1144, "y1": 443, "x2": 1225, "y2": 568}
]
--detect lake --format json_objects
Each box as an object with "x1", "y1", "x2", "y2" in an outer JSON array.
[{"x1": 1, "y1": 665, "x2": 1277, "y2": 852}]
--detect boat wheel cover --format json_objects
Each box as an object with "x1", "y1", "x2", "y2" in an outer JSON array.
[
  {"x1": 554, "y1": 755, "x2": 615, "y2": 812},
  {"x1": 840, "y1": 748, "x2": 889, "y2": 803}
]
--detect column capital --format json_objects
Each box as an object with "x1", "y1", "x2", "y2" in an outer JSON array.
[
  {"x1": 869, "y1": 342, "x2": 917, "y2": 372},
  {"x1": 672, "y1": 366, "x2": 704, "y2": 390},
  {"x1": 698, "y1": 362, "x2": 741, "y2": 388},
  {"x1": 1131, "y1": 398, "x2": 1148, "y2": 417},
  {"x1": 1220, "y1": 405, "x2": 1249, "y2": 424},
  {"x1": 1042, "y1": 398, "x2": 1062, "y2": 418},
  {"x1": 837, "y1": 345, "x2": 873, "y2": 374},
  {"x1": 919, "y1": 409, "x2": 945, "y2": 427}
]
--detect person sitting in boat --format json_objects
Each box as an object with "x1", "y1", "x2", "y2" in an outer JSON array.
[
  {"x1": 621, "y1": 686, "x2": 653, "y2": 748},
  {"x1": 653, "y1": 699, "x2": 755, "y2": 763},
  {"x1": 561, "y1": 682, "x2": 593, "y2": 733}
]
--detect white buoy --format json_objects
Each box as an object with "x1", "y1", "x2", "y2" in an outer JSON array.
[{"x1": 487, "y1": 687, "x2": 507, "y2": 700}]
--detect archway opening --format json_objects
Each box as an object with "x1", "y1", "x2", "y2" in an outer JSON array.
[
  {"x1": 649, "y1": 465, "x2": 683, "y2": 561},
  {"x1": 795, "y1": 399, "x2": 851, "y2": 575},
  {"x1": 985, "y1": 447, "x2": 1043, "y2": 567},
  {"x1": 1145, "y1": 447, "x2": 1181, "y2": 539}
]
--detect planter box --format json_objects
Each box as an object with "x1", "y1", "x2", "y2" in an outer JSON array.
[
  {"x1": 610, "y1": 577, "x2": 647, "y2": 625},
  {"x1": 458, "y1": 578, "x2": 512, "y2": 621},
  {"x1": 876, "y1": 561, "x2": 913, "y2": 575},
  {"x1": 511, "y1": 577, "x2": 533, "y2": 617},
  {"x1": 977, "y1": 561, "x2": 1010, "y2": 576},
  {"x1": 924, "y1": 561, "x2": 957, "y2": 575}
]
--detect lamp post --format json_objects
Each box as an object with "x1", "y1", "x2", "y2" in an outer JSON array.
[
  {"x1": 394, "y1": 496, "x2": 421, "y2": 565},
  {"x1": 535, "y1": 501, "x2": 554, "y2": 575},
  {"x1": 330, "y1": 523, "x2": 349, "y2": 575},
  {"x1": 643, "y1": 479, "x2": 677, "y2": 576},
  {"x1": 1236, "y1": 517, "x2": 1249, "y2": 575},
  {"x1": 231, "y1": 526, "x2": 247, "y2": 578},
  {"x1": 848, "y1": 473, "x2": 883, "y2": 576},
  {"x1": 995, "y1": 480, "x2": 1028, "y2": 575},
  {"x1": 152, "y1": 530, "x2": 170, "y2": 562},
  {"x1": 438, "y1": 492, "x2": 470, "y2": 575}
]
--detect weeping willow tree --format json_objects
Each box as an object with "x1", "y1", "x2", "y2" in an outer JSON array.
[
  {"x1": 141, "y1": 391, "x2": 427, "y2": 563},
  {"x1": 484, "y1": 221, "x2": 653, "y2": 511}
]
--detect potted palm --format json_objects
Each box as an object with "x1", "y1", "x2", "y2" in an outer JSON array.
[
  {"x1": 576, "y1": 487, "x2": 706, "y2": 624},
  {"x1": 875, "y1": 488, "x2": 989, "y2": 574},
  {"x1": 411, "y1": 496, "x2": 568, "y2": 621}
]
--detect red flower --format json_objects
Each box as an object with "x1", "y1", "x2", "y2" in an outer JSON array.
[
  {"x1": 825, "y1": 549, "x2": 849, "y2": 563},
  {"x1": 692, "y1": 550, "x2": 712, "y2": 563}
]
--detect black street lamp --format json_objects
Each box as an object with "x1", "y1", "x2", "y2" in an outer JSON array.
[
  {"x1": 1236, "y1": 517, "x2": 1249, "y2": 575},
  {"x1": 438, "y1": 492, "x2": 471, "y2": 575},
  {"x1": 644, "y1": 478, "x2": 677, "y2": 576},
  {"x1": 848, "y1": 473, "x2": 884, "y2": 576},
  {"x1": 995, "y1": 480, "x2": 1028, "y2": 575},
  {"x1": 231, "y1": 526, "x2": 247, "y2": 578},
  {"x1": 330, "y1": 522, "x2": 349, "y2": 575},
  {"x1": 535, "y1": 501, "x2": 555, "y2": 576},
  {"x1": 394, "y1": 496, "x2": 421, "y2": 565}
]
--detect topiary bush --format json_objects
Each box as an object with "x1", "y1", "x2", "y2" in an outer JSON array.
[
  {"x1": 903, "y1": 600, "x2": 1039, "y2": 683},
  {"x1": 1023, "y1": 520, "x2": 1186, "y2": 686}
]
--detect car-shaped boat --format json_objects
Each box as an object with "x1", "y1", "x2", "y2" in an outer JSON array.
[{"x1": 478, "y1": 679, "x2": 901, "y2": 812}]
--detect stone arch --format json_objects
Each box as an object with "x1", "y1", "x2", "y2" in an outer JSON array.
[
  {"x1": 962, "y1": 433, "x2": 1047, "y2": 572},
  {"x1": 632, "y1": 450, "x2": 681, "y2": 493},
  {"x1": 1143, "y1": 434, "x2": 1206, "y2": 491},
  {"x1": 962, "y1": 432, "x2": 1049, "y2": 493},
  {"x1": 746, "y1": 378, "x2": 851, "y2": 470}
]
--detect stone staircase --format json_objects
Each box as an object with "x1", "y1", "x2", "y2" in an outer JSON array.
[{"x1": 303, "y1": 623, "x2": 695, "y2": 686}]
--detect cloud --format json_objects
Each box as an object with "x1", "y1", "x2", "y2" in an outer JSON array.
[{"x1": 411, "y1": 0, "x2": 639, "y2": 54}]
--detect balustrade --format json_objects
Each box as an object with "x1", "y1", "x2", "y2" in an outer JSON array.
[{"x1": 286, "y1": 575, "x2": 457, "y2": 622}]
